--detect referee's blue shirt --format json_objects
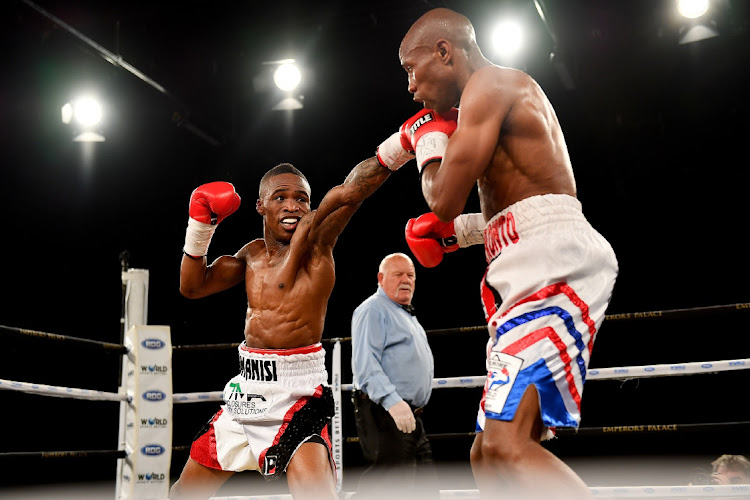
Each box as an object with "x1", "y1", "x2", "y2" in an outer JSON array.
[{"x1": 351, "y1": 286, "x2": 434, "y2": 411}]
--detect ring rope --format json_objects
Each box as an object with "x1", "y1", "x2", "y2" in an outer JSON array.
[
  {"x1": 0, "y1": 378, "x2": 127, "y2": 402},
  {"x1": 422, "y1": 302, "x2": 750, "y2": 337},
  {"x1": 174, "y1": 391, "x2": 223, "y2": 403},
  {"x1": 167, "y1": 303, "x2": 750, "y2": 351},
  {"x1": 342, "y1": 420, "x2": 750, "y2": 443},
  {"x1": 205, "y1": 483, "x2": 750, "y2": 499},
  {"x1": 431, "y1": 485, "x2": 750, "y2": 498},
  {"x1": 173, "y1": 342, "x2": 241, "y2": 352},
  {"x1": 13, "y1": 420, "x2": 747, "y2": 461},
  {"x1": 587, "y1": 358, "x2": 750, "y2": 380},
  {"x1": 339, "y1": 357, "x2": 750, "y2": 392},
  {"x1": 0, "y1": 324, "x2": 128, "y2": 353},
  {"x1": 173, "y1": 337, "x2": 345, "y2": 352},
  {"x1": 0, "y1": 450, "x2": 127, "y2": 460},
  {"x1": 2, "y1": 302, "x2": 747, "y2": 353},
  {"x1": 588, "y1": 484, "x2": 750, "y2": 498},
  {"x1": 126, "y1": 358, "x2": 750, "y2": 403}
]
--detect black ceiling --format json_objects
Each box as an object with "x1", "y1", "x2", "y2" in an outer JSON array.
[{"x1": 1, "y1": 0, "x2": 749, "y2": 339}]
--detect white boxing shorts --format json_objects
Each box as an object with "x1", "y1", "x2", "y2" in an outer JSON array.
[
  {"x1": 476, "y1": 194, "x2": 618, "y2": 437},
  {"x1": 189, "y1": 342, "x2": 335, "y2": 478}
]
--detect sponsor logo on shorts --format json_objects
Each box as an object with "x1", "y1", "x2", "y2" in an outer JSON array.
[
  {"x1": 263, "y1": 455, "x2": 278, "y2": 475},
  {"x1": 225, "y1": 382, "x2": 271, "y2": 417},
  {"x1": 484, "y1": 352, "x2": 523, "y2": 414},
  {"x1": 141, "y1": 338, "x2": 166, "y2": 350},
  {"x1": 484, "y1": 212, "x2": 519, "y2": 261},
  {"x1": 239, "y1": 357, "x2": 278, "y2": 382},
  {"x1": 140, "y1": 444, "x2": 165, "y2": 456}
]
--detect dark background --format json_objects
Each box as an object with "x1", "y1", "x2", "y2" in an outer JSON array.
[{"x1": 1, "y1": 0, "x2": 749, "y2": 495}]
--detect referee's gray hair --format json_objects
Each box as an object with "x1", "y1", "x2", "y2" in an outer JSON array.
[{"x1": 378, "y1": 252, "x2": 414, "y2": 274}]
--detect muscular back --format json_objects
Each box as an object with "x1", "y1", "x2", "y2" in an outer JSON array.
[
  {"x1": 434, "y1": 65, "x2": 576, "y2": 221},
  {"x1": 480, "y1": 67, "x2": 576, "y2": 217}
]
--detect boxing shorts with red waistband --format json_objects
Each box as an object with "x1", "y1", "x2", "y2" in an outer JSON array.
[
  {"x1": 189, "y1": 342, "x2": 335, "y2": 478},
  {"x1": 476, "y1": 193, "x2": 618, "y2": 438}
]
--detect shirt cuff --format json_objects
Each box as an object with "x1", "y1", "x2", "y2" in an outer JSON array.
[{"x1": 381, "y1": 393, "x2": 402, "y2": 411}]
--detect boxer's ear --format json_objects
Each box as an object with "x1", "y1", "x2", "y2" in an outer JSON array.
[{"x1": 436, "y1": 39, "x2": 452, "y2": 65}]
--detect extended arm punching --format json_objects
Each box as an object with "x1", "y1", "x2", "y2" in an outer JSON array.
[{"x1": 307, "y1": 156, "x2": 392, "y2": 248}]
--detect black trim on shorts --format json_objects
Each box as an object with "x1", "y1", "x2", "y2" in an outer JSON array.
[{"x1": 261, "y1": 386, "x2": 335, "y2": 479}]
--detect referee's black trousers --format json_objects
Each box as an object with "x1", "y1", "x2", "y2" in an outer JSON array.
[{"x1": 352, "y1": 391, "x2": 439, "y2": 499}]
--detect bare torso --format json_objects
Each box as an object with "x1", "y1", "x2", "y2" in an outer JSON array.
[
  {"x1": 179, "y1": 157, "x2": 390, "y2": 352},
  {"x1": 240, "y1": 215, "x2": 335, "y2": 349},
  {"x1": 472, "y1": 66, "x2": 577, "y2": 220}
]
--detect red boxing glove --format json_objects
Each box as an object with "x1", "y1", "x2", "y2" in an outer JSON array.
[
  {"x1": 184, "y1": 181, "x2": 241, "y2": 258},
  {"x1": 189, "y1": 181, "x2": 241, "y2": 225},
  {"x1": 400, "y1": 108, "x2": 458, "y2": 174},
  {"x1": 405, "y1": 212, "x2": 459, "y2": 268}
]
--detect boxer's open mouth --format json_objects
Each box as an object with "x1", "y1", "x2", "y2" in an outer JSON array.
[{"x1": 281, "y1": 217, "x2": 300, "y2": 229}]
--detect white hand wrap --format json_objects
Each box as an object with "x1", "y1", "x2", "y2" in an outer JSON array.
[
  {"x1": 415, "y1": 131, "x2": 449, "y2": 174},
  {"x1": 183, "y1": 217, "x2": 217, "y2": 257},
  {"x1": 376, "y1": 132, "x2": 415, "y2": 171},
  {"x1": 454, "y1": 213, "x2": 486, "y2": 248}
]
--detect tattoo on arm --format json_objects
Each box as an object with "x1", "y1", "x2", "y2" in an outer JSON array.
[{"x1": 344, "y1": 157, "x2": 391, "y2": 202}]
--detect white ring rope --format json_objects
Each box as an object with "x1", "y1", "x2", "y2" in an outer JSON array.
[
  {"x1": 207, "y1": 483, "x2": 750, "y2": 499},
  {"x1": 588, "y1": 484, "x2": 750, "y2": 498},
  {"x1": 5, "y1": 357, "x2": 747, "y2": 403},
  {"x1": 434, "y1": 485, "x2": 750, "y2": 498},
  {"x1": 0, "y1": 378, "x2": 128, "y2": 402},
  {"x1": 339, "y1": 357, "x2": 750, "y2": 392},
  {"x1": 435, "y1": 486, "x2": 750, "y2": 498},
  {"x1": 174, "y1": 391, "x2": 223, "y2": 403}
]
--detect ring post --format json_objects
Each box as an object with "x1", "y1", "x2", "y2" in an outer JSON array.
[
  {"x1": 331, "y1": 339, "x2": 343, "y2": 492},
  {"x1": 119, "y1": 324, "x2": 173, "y2": 500},
  {"x1": 116, "y1": 268, "x2": 173, "y2": 499}
]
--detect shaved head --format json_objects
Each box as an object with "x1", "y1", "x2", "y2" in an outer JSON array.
[
  {"x1": 397, "y1": 8, "x2": 487, "y2": 112},
  {"x1": 400, "y1": 8, "x2": 476, "y2": 58}
]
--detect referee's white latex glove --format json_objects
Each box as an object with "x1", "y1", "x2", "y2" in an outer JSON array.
[{"x1": 388, "y1": 400, "x2": 416, "y2": 433}]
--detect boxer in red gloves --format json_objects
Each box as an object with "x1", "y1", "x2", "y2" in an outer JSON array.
[
  {"x1": 171, "y1": 154, "x2": 398, "y2": 499},
  {"x1": 383, "y1": 7, "x2": 619, "y2": 500}
]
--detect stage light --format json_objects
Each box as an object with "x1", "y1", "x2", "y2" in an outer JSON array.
[
  {"x1": 61, "y1": 95, "x2": 106, "y2": 142},
  {"x1": 676, "y1": 0, "x2": 719, "y2": 44},
  {"x1": 255, "y1": 58, "x2": 305, "y2": 111},
  {"x1": 73, "y1": 97, "x2": 102, "y2": 126},
  {"x1": 273, "y1": 62, "x2": 302, "y2": 92},
  {"x1": 491, "y1": 20, "x2": 524, "y2": 60},
  {"x1": 678, "y1": 0, "x2": 710, "y2": 19}
]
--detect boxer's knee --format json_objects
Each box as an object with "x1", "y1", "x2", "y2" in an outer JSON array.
[{"x1": 470, "y1": 433, "x2": 484, "y2": 467}]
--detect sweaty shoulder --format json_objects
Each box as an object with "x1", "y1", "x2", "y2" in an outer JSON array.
[
  {"x1": 463, "y1": 66, "x2": 529, "y2": 105},
  {"x1": 239, "y1": 238, "x2": 266, "y2": 260}
]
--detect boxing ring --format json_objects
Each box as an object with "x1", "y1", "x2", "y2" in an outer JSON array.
[{"x1": 1, "y1": 267, "x2": 749, "y2": 499}]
